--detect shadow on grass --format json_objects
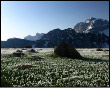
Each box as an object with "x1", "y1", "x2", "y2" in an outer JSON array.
[
  {"x1": 76, "y1": 57, "x2": 109, "y2": 62},
  {"x1": 47, "y1": 53, "x2": 109, "y2": 62},
  {"x1": 1, "y1": 79, "x2": 13, "y2": 87}
]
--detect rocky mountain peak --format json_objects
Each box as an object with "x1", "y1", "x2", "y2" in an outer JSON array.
[{"x1": 74, "y1": 17, "x2": 109, "y2": 36}]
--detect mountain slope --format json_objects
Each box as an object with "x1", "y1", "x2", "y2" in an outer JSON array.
[
  {"x1": 35, "y1": 28, "x2": 109, "y2": 48},
  {"x1": 74, "y1": 17, "x2": 109, "y2": 36}
]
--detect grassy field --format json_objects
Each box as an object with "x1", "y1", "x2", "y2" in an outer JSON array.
[{"x1": 1, "y1": 48, "x2": 109, "y2": 87}]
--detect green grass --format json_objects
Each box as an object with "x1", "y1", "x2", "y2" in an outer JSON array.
[{"x1": 1, "y1": 51, "x2": 109, "y2": 87}]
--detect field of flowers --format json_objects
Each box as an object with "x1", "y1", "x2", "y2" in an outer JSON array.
[{"x1": 1, "y1": 48, "x2": 109, "y2": 87}]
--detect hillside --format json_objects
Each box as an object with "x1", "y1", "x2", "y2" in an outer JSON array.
[{"x1": 1, "y1": 38, "x2": 35, "y2": 48}]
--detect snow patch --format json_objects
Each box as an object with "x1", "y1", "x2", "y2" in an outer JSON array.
[
  {"x1": 88, "y1": 25, "x2": 92, "y2": 29},
  {"x1": 85, "y1": 20, "x2": 90, "y2": 23}
]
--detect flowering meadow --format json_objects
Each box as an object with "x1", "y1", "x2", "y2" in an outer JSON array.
[{"x1": 1, "y1": 48, "x2": 109, "y2": 87}]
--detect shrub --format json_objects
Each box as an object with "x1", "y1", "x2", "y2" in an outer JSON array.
[{"x1": 96, "y1": 48, "x2": 103, "y2": 51}]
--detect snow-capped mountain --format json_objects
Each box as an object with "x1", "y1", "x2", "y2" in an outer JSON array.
[
  {"x1": 34, "y1": 17, "x2": 109, "y2": 48},
  {"x1": 74, "y1": 17, "x2": 109, "y2": 36},
  {"x1": 24, "y1": 33, "x2": 45, "y2": 41}
]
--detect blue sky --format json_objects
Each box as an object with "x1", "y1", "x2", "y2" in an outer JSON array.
[{"x1": 1, "y1": 1, "x2": 109, "y2": 41}]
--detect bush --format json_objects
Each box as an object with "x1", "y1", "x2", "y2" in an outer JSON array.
[{"x1": 96, "y1": 48, "x2": 103, "y2": 51}]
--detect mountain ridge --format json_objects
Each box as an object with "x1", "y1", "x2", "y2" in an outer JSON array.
[
  {"x1": 24, "y1": 33, "x2": 45, "y2": 41},
  {"x1": 1, "y1": 38, "x2": 35, "y2": 48},
  {"x1": 1, "y1": 17, "x2": 109, "y2": 48}
]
